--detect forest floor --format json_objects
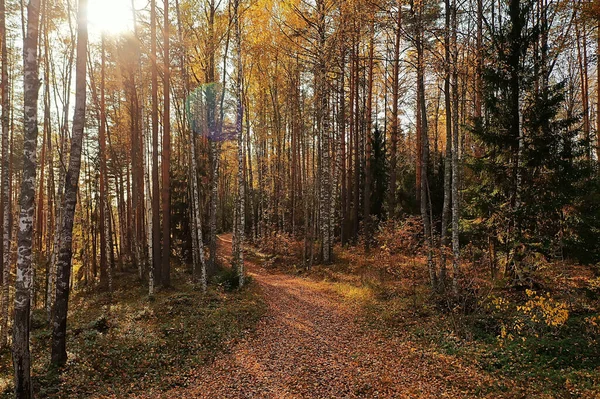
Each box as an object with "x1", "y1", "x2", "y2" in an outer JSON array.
[
  {"x1": 0, "y1": 235, "x2": 267, "y2": 398},
  {"x1": 147, "y1": 235, "x2": 509, "y2": 399},
  {"x1": 0, "y1": 235, "x2": 597, "y2": 398}
]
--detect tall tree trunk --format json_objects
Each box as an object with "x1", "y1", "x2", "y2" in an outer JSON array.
[
  {"x1": 364, "y1": 19, "x2": 374, "y2": 252},
  {"x1": 232, "y1": 0, "x2": 245, "y2": 286},
  {"x1": 575, "y1": 9, "x2": 591, "y2": 163},
  {"x1": 51, "y1": 0, "x2": 87, "y2": 366},
  {"x1": 440, "y1": 0, "x2": 452, "y2": 285},
  {"x1": 161, "y1": 0, "x2": 171, "y2": 286},
  {"x1": 145, "y1": 114, "x2": 154, "y2": 295},
  {"x1": 352, "y1": 39, "x2": 360, "y2": 243},
  {"x1": 451, "y1": 0, "x2": 460, "y2": 291},
  {"x1": 99, "y1": 35, "x2": 111, "y2": 291},
  {"x1": 509, "y1": 0, "x2": 524, "y2": 278},
  {"x1": 0, "y1": 0, "x2": 10, "y2": 349},
  {"x1": 151, "y1": 0, "x2": 161, "y2": 287},
  {"x1": 316, "y1": 0, "x2": 331, "y2": 263},
  {"x1": 190, "y1": 130, "x2": 206, "y2": 290},
  {"x1": 475, "y1": 0, "x2": 483, "y2": 119},
  {"x1": 415, "y1": 2, "x2": 435, "y2": 288},
  {"x1": 13, "y1": 0, "x2": 42, "y2": 395},
  {"x1": 339, "y1": 46, "x2": 347, "y2": 246},
  {"x1": 597, "y1": 16, "x2": 600, "y2": 162},
  {"x1": 41, "y1": 0, "x2": 53, "y2": 317},
  {"x1": 389, "y1": 0, "x2": 401, "y2": 218}
]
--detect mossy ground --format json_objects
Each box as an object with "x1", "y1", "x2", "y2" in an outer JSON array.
[{"x1": 0, "y1": 265, "x2": 266, "y2": 398}]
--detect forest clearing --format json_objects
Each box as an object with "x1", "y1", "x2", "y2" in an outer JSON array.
[{"x1": 0, "y1": 0, "x2": 599, "y2": 397}]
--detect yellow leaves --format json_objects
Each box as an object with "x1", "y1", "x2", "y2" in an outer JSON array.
[
  {"x1": 521, "y1": 290, "x2": 569, "y2": 328},
  {"x1": 585, "y1": 315, "x2": 600, "y2": 338},
  {"x1": 588, "y1": 277, "x2": 600, "y2": 291},
  {"x1": 490, "y1": 295, "x2": 510, "y2": 312},
  {"x1": 495, "y1": 290, "x2": 571, "y2": 346}
]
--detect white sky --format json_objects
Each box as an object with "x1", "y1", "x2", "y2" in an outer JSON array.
[{"x1": 87, "y1": 0, "x2": 141, "y2": 39}]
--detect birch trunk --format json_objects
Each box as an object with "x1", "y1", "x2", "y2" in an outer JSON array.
[
  {"x1": 191, "y1": 132, "x2": 206, "y2": 290},
  {"x1": 145, "y1": 119, "x2": 154, "y2": 296},
  {"x1": 316, "y1": 0, "x2": 331, "y2": 263},
  {"x1": 440, "y1": 0, "x2": 452, "y2": 285},
  {"x1": 209, "y1": 139, "x2": 219, "y2": 273},
  {"x1": 13, "y1": 0, "x2": 41, "y2": 395},
  {"x1": 0, "y1": 0, "x2": 10, "y2": 348},
  {"x1": 207, "y1": 0, "x2": 219, "y2": 276},
  {"x1": 232, "y1": 0, "x2": 245, "y2": 286}
]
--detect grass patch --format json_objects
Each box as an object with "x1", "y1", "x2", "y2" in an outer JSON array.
[
  {"x1": 330, "y1": 282, "x2": 374, "y2": 304},
  {"x1": 0, "y1": 267, "x2": 266, "y2": 398}
]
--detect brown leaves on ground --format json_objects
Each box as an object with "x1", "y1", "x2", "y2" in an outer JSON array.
[{"x1": 131, "y1": 234, "x2": 500, "y2": 399}]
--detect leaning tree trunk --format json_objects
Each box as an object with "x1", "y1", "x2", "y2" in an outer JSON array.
[
  {"x1": 13, "y1": 0, "x2": 42, "y2": 396},
  {"x1": 415, "y1": 4, "x2": 436, "y2": 289},
  {"x1": 51, "y1": 0, "x2": 87, "y2": 367}
]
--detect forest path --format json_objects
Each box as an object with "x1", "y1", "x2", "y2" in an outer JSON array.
[{"x1": 156, "y1": 234, "x2": 494, "y2": 398}]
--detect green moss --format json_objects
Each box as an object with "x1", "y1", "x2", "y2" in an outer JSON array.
[{"x1": 0, "y1": 268, "x2": 266, "y2": 398}]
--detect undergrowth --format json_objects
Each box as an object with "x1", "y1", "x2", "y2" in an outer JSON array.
[
  {"x1": 0, "y1": 266, "x2": 266, "y2": 398},
  {"x1": 259, "y1": 227, "x2": 600, "y2": 398}
]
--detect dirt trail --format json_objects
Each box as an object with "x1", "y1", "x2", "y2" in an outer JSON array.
[{"x1": 156, "y1": 235, "x2": 494, "y2": 398}]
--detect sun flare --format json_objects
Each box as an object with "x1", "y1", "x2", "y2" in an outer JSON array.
[{"x1": 87, "y1": 0, "x2": 133, "y2": 36}]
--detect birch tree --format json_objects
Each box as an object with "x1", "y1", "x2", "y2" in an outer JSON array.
[
  {"x1": 13, "y1": 0, "x2": 42, "y2": 395},
  {"x1": 0, "y1": 0, "x2": 10, "y2": 348},
  {"x1": 232, "y1": 0, "x2": 245, "y2": 286}
]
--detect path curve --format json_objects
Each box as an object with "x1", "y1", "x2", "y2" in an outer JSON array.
[{"x1": 155, "y1": 235, "x2": 495, "y2": 398}]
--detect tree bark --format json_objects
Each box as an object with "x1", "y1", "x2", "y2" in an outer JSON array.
[
  {"x1": 151, "y1": 0, "x2": 161, "y2": 287},
  {"x1": 364, "y1": 19, "x2": 374, "y2": 252},
  {"x1": 0, "y1": 0, "x2": 10, "y2": 348},
  {"x1": 161, "y1": 0, "x2": 171, "y2": 286},
  {"x1": 13, "y1": 0, "x2": 41, "y2": 395},
  {"x1": 51, "y1": 0, "x2": 87, "y2": 367},
  {"x1": 440, "y1": 0, "x2": 452, "y2": 285},
  {"x1": 389, "y1": 0, "x2": 401, "y2": 218},
  {"x1": 415, "y1": 1, "x2": 436, "y2": 288},
  {"x1": 99, "y1": 35, "x2": 111, "y2": 291},
  {"x1": 451, "y1": 0, "x2": 460, "y2": 292},
  {"x1": 232, "y1": 0, "x2": 245, "y2": 286}
]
